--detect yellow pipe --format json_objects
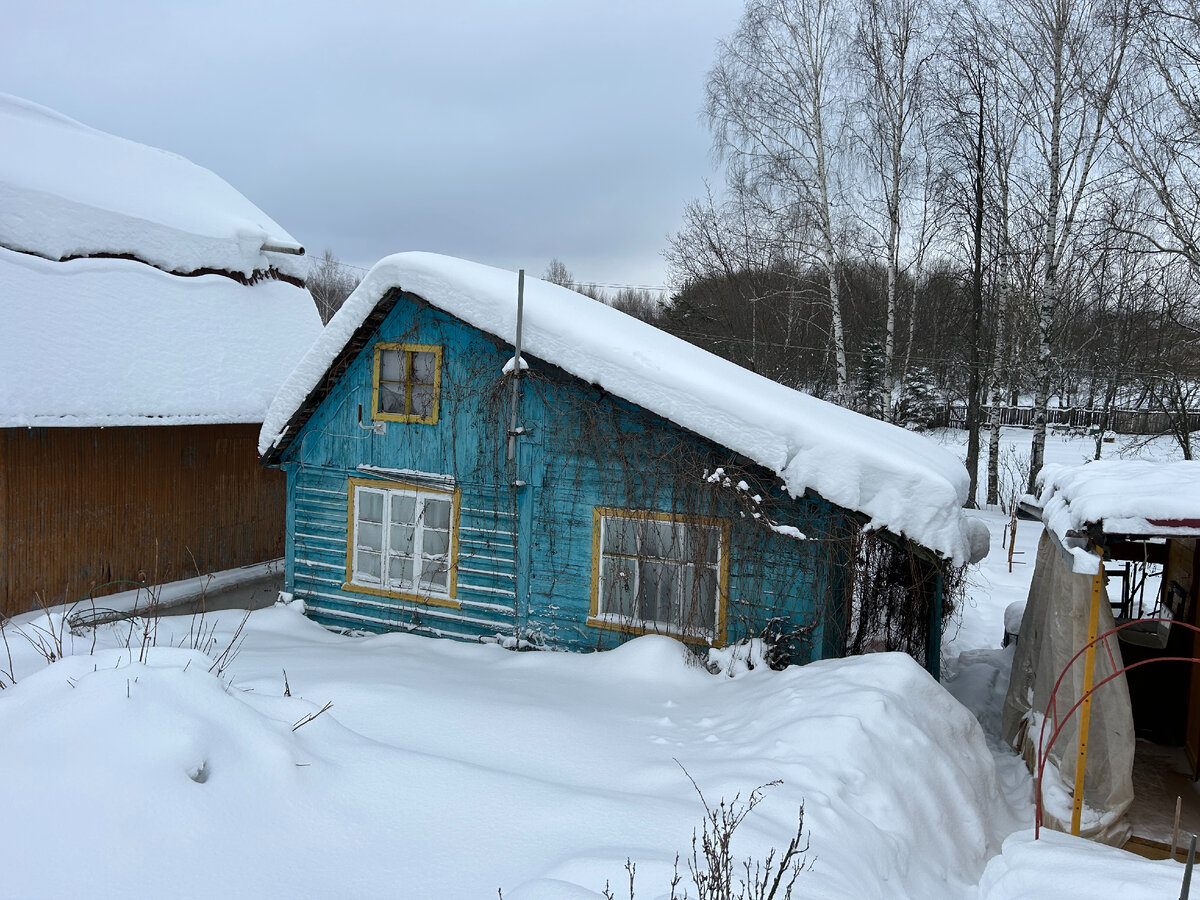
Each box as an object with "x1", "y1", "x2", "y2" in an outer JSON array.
[{"x1": 1071, "y1": 549, "x2": 1105, "y2": 836}]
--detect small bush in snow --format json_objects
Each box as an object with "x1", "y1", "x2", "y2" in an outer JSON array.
[
  {"x1": 675, "y1": 775, "x2": 811, "y2": 900},
  {"x1": 587, "y1": 773, "x2": 812, "y2": 900},
  {"x1": 998, "y1": 444, "x2": 1032, "y2": 514}
]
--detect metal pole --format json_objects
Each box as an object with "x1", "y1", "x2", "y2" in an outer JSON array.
[
  {"x1": 1007, "y1": 512, "x2": 1017, "y2": 573},
  {"x1": 506, "y1": 270, "x2": 525, "y2": 465},
  {"x1": 1182, "y1": 834, "x2": 1196, "y2": 899},
  {"x1": 1070, "y1": 549, "x2": 1105, "y2": 836}
]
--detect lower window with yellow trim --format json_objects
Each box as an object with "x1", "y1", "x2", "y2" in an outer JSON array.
[
  {"x1": 347, "y1": 478, "x2": 457, "y2": 604},
  {"x1": 590, "y1": 508, "x2": 729, "y2": 643}
]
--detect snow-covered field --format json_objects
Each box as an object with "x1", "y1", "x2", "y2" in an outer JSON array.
[{"x1": 0, "y1": 428, "x2": 1190, "y2": 898}]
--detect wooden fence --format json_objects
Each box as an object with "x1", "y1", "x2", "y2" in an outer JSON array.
[{"x1": 943, "y1": 404, "x2": 1200, "y2": 435}]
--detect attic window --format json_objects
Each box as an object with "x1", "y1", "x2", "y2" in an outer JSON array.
[
  {"x1": 373, "y1": 343, "x2": 441, "y2": 424},
  {"x1": 588, "y1": 508, "x2": 730, "y2": 644}
]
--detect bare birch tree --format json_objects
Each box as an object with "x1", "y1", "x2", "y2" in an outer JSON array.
[
  {"x1": 851, "y1": 0, "x2": 937, "y2": 421},
  {"x1": 705, "y1": 0, "x2": 854, "y2": 402},
  {"x1": 999, "y1": 0, "x2": 1135, "y2": 492},
  {"x1": 1111, "y1": 0, "x2": 1200, "y2": 279}
]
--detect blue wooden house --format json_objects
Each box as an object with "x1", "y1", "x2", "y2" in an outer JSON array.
[{"x1": 259, "y1": 253, "x2": 985, "y2": 672}]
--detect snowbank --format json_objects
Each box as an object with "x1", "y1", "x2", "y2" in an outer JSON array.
[
  {"x1": 261, "y1": 252, "x2": 988, "y2": 564},
  {"x1": 0, "y1": 608, "x2": 1019, "y2": 898},
  {"x1": 0, "y1": 247, "x2": 320, "y2": 426},
  {"x1": 978, "y1": 829, "x2": 1180, "y2": 899},
  {"x1": 1034, "y1": 460, "x2": 1200, "y2": 573},
  {"x1": 0, "y1": 93, "x2": 305, "y2": 281}
]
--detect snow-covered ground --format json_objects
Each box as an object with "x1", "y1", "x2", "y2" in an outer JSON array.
[{"x1": 0, "y1": 428, "x2": 1190, "y2": 898}]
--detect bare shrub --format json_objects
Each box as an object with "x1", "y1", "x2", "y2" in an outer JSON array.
[
  {"x1": 589, "y1": 769, "x2": 812, "y2": 900},
  {"x1": 997, "y1": 444, "x2": 1031, "y2": 514},
  {"x1": 309, "y1": 249, "x2": 361, "y2": 324}
]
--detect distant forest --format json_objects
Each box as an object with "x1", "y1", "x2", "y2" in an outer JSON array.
[{"x1": 314, "y1": 0, "x2": 1200, "y2": 507}]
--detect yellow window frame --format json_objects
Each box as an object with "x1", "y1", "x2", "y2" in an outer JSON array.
[
  {"x1": 372, "y1": 342, "x2": 442, "y2": 425},
  {"x1": 343, "y1": 475, "x2": 461, "y2": 609},
  {"x1": 588, "y1": 507, "x2": 731, "y2": 646}
]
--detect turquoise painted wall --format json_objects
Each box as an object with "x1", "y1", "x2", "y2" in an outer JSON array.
[{"x1": 277, "y1": 291, "x2": 852, "y2": 661}]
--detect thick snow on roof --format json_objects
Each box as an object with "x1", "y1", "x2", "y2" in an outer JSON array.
[
  {"x1": 262, "y1": 253, "x2": 987, "y2": 564},
  {"x1": 1, "y1": 247, "x2": 320, "y2": 426},
  {"x1": 0, "y1": 93, "x2": 304, "y2": 281},
  {"x1": 1035, "y1": 460, "x2": 1200, "y2": 573}
]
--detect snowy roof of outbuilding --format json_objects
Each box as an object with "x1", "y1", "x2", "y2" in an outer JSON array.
[
  {"x1": 1, "y1": 248, "x2": 321, "y2": 426},
  {"x1": 261, "y1": 253, "x2": 988, "y2": 564},
  {"x1": 0, "y1": 93, "x2": 305, "y2": 283},
  {"x1": 0, "y1": 95, "x2": 322, "y2": 427},
  {"x1": 1033, "y1": 460, "x2": 1200, "y2": 573}
]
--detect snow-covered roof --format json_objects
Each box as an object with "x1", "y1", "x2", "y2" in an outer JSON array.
[
  {"x1": 1, "y1": 248, "x2": 321, "y2": 426},
  {"x1": 0, "y1": 95, "x2": 322, "y2": 427},
  {"x1": 1034, "y1": 460, "x2": 1200, "y2": 573},
  {"x1": 261, "y1": 252, "x2": 987, "y2": 564},
  {"x1": 0, "y1": 93, "x2": 305, "y2": 282}
]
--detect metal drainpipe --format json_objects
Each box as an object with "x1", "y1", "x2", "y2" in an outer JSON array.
[
  {"x1": 506, "y1": 270, "x2": 526, "y2": 642},
  {"x1": 507, "y1": 270, "x2": 525, "y2": 466}
]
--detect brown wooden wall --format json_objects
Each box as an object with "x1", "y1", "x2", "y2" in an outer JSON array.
[{"x1": 0, "y1": 424, "x2": 284, "y2": 617}]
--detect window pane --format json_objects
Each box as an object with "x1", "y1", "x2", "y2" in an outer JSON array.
[
  {"x1": 602, "y1": 516, "x2": 637, "y2": 556},
  {"x1": 693, "y1": 569, "x2": 717, "y2": 630},
  {"x1": 358, "y1": 490, "x2": 383, "y2": 523},
  {"x1": 411, "y1": 384, "x2": 435, "y2": 418},
  {"x1": 412, "y1": 351, "x2": 437, "y2": 384},
  {"x1": 356, "y1": 550, "x2": 381, "y2": 582},
  {"x1": 638, "y1": 560, "x2": 676, "y2": 623},
  {"x1": 379, "y1": 349, "x2": 402, "y2": 382},
  {"x1": 390, "y1": 494, "x2": 416, "y2": 526},
  {"x1": 357, "y1": 521, "x2": 383, "y2": 552},
  {"x1": 387, "y1": 553, "x2": 414, "y2": 590},
  {"x1": 423, "y1": 529, "x2": 449, "y2": 555},
  {"x1": 420, "y1": 558, "x2": 449, "y2": 592},
  {"x1": 680, "y1": 525, "x2": 720, "y2": 566},
  {"x1": 423, "y1": 497, "x2": 451, "y2": 530},
  {"x1": 380, "y1": 384, "x2": 405, "y2": 413},
  {"x1": 600, "y1": 556, "x2": 636, "y2": 618},
  {"x1": 675, "y1": 565, "x2": 716, "y2": 632},
  {"x1": 640, "y1": 519, "x2": 677, "y2": 561},
  {"x1": 389, "y1": 524, "x2": 414, "y2": 553}
]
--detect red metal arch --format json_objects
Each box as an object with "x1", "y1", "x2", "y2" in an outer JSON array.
[{"x1": 1034, "y1": 616, "x2": 1200, "y2": 839}]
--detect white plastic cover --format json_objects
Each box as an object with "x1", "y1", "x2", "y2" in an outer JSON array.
[{"x1": 1002, "y1": 532, "x2": 1135, "y2": 846}]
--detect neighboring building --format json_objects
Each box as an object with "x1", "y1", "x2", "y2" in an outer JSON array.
[
  {"x1": 260, "y1": 252, "x2": 986, "y2": 672},
  {"x1": 1006, "y1": 459, "x2": 1200, "y2": 848},
  {"x1": 0, "y1": 93, "x2": 322, "y2": 617}
]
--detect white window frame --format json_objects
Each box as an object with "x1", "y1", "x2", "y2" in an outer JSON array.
[
  {"x1": 345, "y1": 477, "x2": 458, "y2": 606},
  {"x1": 589, "y1": 508, "x2": 729, "y2": 643}
]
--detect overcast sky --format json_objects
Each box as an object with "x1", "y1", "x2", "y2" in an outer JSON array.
[{"x1": 1, "y1": 1, "x2": 743, "y2": 290}]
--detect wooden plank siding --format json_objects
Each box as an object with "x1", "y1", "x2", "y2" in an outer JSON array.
[
  {"x1": 1, "y1": 424, "x2": 284, "y2": 617},
  {"x1": 276, "y1": 293, "x2": 852, "y2": 660},
  {"x1": 287, "y1": 463, "x2": 520, "y2": 640},
  {"x1": 519, "y1": 377, "x2": 848, "y2": 658}
]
